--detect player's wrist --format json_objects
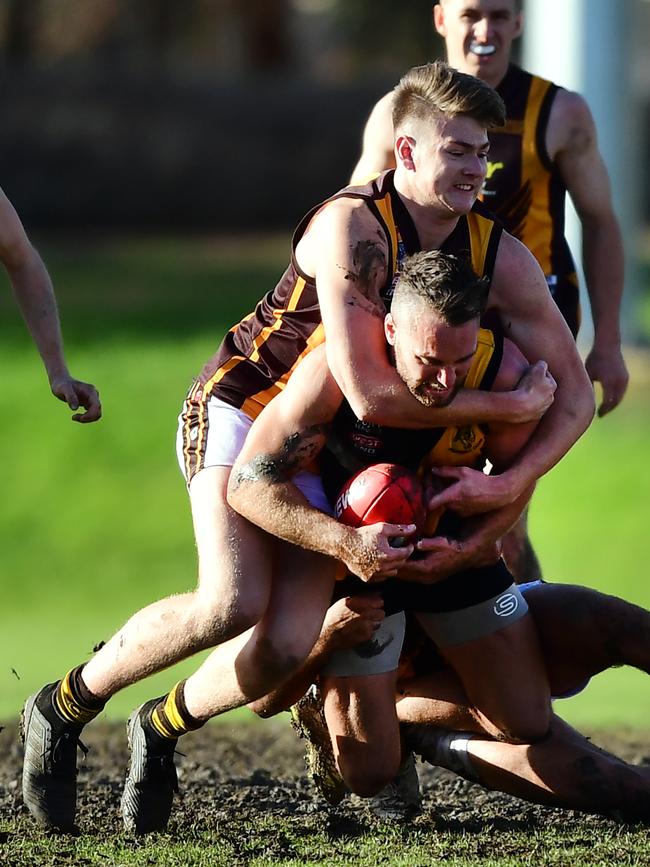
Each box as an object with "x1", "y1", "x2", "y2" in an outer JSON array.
[
  {"x1": 488, "y1": 468, "x2": 527, "y2": 507},
  {"x1": 590, "y1": 330, "x2": 622, "y2": 353}
]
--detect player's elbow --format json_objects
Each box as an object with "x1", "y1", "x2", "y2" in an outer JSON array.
[
  {"x1": 247, "y1": 695, "x2": 283, "y2": 719},
  {"x1": 226, "y1": 472, "x2": 248, "y2": 515},
  {"x1": 576, "y1": 373, "x2": 596, "y2": 429},
  {"x1": 339, "y1": 389, "x2": 381, "y2": 425},
  {"x1": 562, "y1": 365, "x2": 595, "y2": 432}
]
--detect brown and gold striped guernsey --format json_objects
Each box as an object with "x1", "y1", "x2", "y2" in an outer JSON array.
[
  {"x1": 481, "y1": 64, "x2": 579, "y2": 334},
  {"x1": 197, "y1": 170, "x2": 503, "y2": 421}
]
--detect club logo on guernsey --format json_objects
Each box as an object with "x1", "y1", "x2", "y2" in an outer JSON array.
[
  {"x1": 449, "y1": 426, "x2": 480, "y2": 454},
  {"x1": 482, "y1": 161, "x2": 505, "y2": 197},
  {"x1": 494, "y1": 593, "x2": 519, "y2": 617}
]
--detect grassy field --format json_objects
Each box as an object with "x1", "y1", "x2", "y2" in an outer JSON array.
[
  {"x1": 1, "y1": 235, "x2": 649, "y2": 729},
  {"x1": 1, "y1": 235, "x2": 650, "y2": 867}
]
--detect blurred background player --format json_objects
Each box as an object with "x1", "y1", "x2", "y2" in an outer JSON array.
[
  {"x1": 227, "y1": 250, "x2": 554, "y2": 803},
  {"x1": 351, "y1": 0, "x2": 627, "y2": 580},
  {"x1": 0, "y1": 185, "x2": 101, "y2": 422}
]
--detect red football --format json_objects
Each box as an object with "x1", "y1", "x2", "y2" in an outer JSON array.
[{"x1": 335, "y1": 463, "x2": 427, "y2": 531}]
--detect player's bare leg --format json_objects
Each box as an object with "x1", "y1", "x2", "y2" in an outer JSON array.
[
  {"x1": 524, "y1": 583, "x2": 650, "y2": 690},
  {"x1": 321, "y1": 671, "x2": 402, "y2": 797},
  {"x1": 22, "y1": 466, "x2": 274, "y2": 832},
  {"x1": 120, "y1": 540, "x2": 337, "y2": 834},
  {"x1": 180, "y1": 542, "x2": 338, "y2": 718},
  {"x1": 421, "y1": 612, "x2": 552, "y2": 744},
  {"x1": 82, "y1": 467, "x2": 273, "y2": 698}
]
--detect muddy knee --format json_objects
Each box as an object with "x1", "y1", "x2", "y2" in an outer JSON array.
[{"x1": 340, "y1": 756, "x2": 399, "y2": 798}]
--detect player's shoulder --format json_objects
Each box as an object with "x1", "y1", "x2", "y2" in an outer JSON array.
[
  {"x1": 470, "y1": 199, "x2": 503, "y2": 227},
  {"x1": 492, "y1": 229, "x2": 547, "y2": 302},
  {"x1": 542, "y1": 87, "x2": 596, "y2": 161},
  {"x1": 515, "y1": 65, "x2": 593, "y2": 136},
  {"x1": 494, "y1": 227, "x2": 536, "y2": 268},
  {"x1": 369, "y1": 90, "x2": 396, "y2": 121},
  {"x1": 549, "y1": 87, "x2": 592, "y2": 127}
]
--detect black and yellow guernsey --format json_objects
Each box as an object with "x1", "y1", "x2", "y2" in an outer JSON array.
[
  {"x1": 482, "y1": 64, "x2": 579, "y2": 334},
  {"x1": 319, "y1": 326, "x2": 503, "y2": 505},
  {"x1": 321, "y1": 326, "x2": 515, "y2": 614},
  {"x1": 192, "y1": 169, "x2": 502, "y2": 417}
]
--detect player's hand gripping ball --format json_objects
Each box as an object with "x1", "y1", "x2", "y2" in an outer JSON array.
[{"x1": 335, "y1": 463, "x2": 426, "y2": 546}]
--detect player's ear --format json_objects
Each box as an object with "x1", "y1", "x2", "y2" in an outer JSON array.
[
  {"x1": 395, "y1": 135, "x2": 416, "y2": 171},
  {"x1": 385, "y1": 313, "x2": 396, "y2": 345},
  {"x1": 433, "y1": 4, "x2": 446, "y2": 37},
  {"x1": 513, "y1": 9, "x2": 524, "y2": 39}
]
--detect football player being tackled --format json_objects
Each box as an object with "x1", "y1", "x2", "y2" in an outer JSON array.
[
  {"x1": 23, "y1": 60, "x2": 592, "y2": 836},
  {"x1": 227, "y1": 249, "x2": 554, "y2": 802}
]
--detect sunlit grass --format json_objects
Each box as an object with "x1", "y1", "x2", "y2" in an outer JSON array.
[{"x1": 1, "y1": 236, "x2": 649, "y2": 726}]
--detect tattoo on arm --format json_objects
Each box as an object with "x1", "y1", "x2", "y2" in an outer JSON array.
[
  {"x1": 340, "y1": 238, "x2": 387, "y2": 320},
  {"x1": 232, "y1": 424, "x2": 328, "y2": 490}
]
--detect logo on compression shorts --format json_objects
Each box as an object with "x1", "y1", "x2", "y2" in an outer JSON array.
[{"x1": 493, "y1": 592, "x2": 519, "y2": 617}]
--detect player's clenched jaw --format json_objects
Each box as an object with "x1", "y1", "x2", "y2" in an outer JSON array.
[
  {"x1": 395, "y1": 114, "x2": 489, "y2": 215},
  {"x1": 385, "y1": 306, "x2": 478, "y2": 407},
  {"x1": 434, "y1": 0, "x2": 523, "y2": 87}
]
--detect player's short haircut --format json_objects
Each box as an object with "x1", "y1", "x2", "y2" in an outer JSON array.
[
  {"x1": 392, "y1": 60, "x2": 505, "y2": 132},
  {"x1": 440, "y1": 0, "x2": 523, "y2": 11},
  {"x1": 392, "y1": 250, "x2": 489, "y2": 326}
]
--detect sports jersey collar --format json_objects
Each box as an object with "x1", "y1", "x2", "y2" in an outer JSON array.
[{"x1": 385, "y1": 170, "x2": 422, "y2": 255}]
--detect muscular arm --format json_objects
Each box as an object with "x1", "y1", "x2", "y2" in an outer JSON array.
[
  {"x1": 549, "y1": 90, "x2": 628, "y2": 415},
  {"x1": 227, "y1": 347, "x2": 414, "y2": 582},
  {"x1": 296, "y1": 199, "x2": 552, "y2": 432},
  {"x1": 349, "y1": 92, "x2": 397, "y2": 184},
  {"x1": 428, "y1": 233, "x2": 595, "y2": 517},
  {"x1": 0, "y1": 188, "x2": 101, "y2": 422}
]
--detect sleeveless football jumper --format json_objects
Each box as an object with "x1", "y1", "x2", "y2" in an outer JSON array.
[
  {"x1": 180, "y1": 170, "x2": 503, "y2": 482},
  {"x1": 481, "y1": 64, "x2": 580, "y2": 335},
  {"x1": 323, "y1": 327, "x2": 517, "y2": 619}
]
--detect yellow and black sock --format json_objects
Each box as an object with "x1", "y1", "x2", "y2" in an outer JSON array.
[
  {"x1": 150, "y1": 680, "x2": 205, "y2": 741},
  {"x1": 54, "y1": 665, "x2": 105, "y2": 725}
]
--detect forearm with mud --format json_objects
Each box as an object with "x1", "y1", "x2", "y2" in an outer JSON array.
[
  {"x1": 228, "y1": 479, "x2": 356, "y2": 563},
  {"x1": 455, "y1": 715, "x2": 650, "y2": 821},
  {"x1": 457, "y1": 485, "x2": 534, "y2": 556}
]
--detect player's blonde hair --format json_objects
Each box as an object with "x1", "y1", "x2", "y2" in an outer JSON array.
[{"x1": 393, "y1": 61, "x2": 505, "y2": 132}]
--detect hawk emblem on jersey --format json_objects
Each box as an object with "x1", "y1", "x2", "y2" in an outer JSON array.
[
  {"x1": 482, "y1": 161, "x2": 505, "y2": 198},
  {"x1": 449, "y1": 426, "x2": 480, "y2": 454},
  {"x1": 486, "y1": 161, "x2": 504, "y2": 180}
]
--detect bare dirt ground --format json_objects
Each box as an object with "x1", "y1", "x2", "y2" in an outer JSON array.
[{"x1": 2, "y1": 717, "x2": 650, "y2": 843}]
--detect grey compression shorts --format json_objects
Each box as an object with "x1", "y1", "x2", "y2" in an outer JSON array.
[
  {"x1": 321, "y1": 582, "x2": 528, "y2": 678},
  {"x1": 320, "y1": 612, "x2": 407, "y2": 678},
  {"x1": 416, "y1": 582, "x2": 528, "y2": 647}
]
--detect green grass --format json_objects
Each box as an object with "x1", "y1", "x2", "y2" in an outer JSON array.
[
  {"x1": 3, "y1": 815, "x2": 649, "y2": 866},
  {"x1": 1, "y1": 235, "x2": 649, "y2": 728}
]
